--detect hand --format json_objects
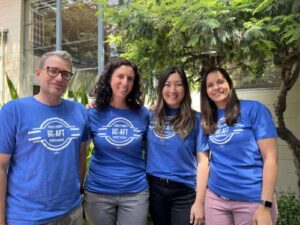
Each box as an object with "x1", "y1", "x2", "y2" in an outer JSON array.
[
  {"x1": 253, "y1": 205, "x2": 273, "y2": 225},
  {"x1": 148, "y1": 104, "x2": 157, "y2": 112},
  {"x1": 190, "y1": 202, "x2": 205, "y2": 225},
  {"x1": 86, "y1": 100, "x2": 97, "y2": 109}
]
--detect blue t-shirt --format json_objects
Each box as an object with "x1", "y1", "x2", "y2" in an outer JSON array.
[
  {"x1": 85, "y1": 105, "x2": 149, "y2": 194},
  {"x1": 0, "y1": 97, "x2": 89, "y2": 225},
  {"x1": 207, "y1": 100, "x2": 277, "y2": 202},
  {"x1": 146, "y1": 108, "x2": 208, "y2": 189}
]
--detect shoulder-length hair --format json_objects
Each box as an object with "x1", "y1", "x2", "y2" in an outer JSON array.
[
  {"x1": 200, "y1": 67, "x2": 240, "y2": 134},
  {"x1": 155, "y1": 66, "x2": 195, "y2": 139},
  {"x1": 93, "y1": 58, "x2": 143, "y2": 111}
]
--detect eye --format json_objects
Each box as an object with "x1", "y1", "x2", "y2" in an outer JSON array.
[
  {"x1": 217, "y1": 79, "x2": 225, "y2": 84},
  {"x1": 207, "y1": 83, "x2": 213, "y2": 88},
  {"x1": 62, "y1": 71, "x2": 72, "y2": 76},
  {"x1": 49, "y1": 68, "x2": 59, "y2": 73},
  {"x1": 127, "y1": 76, "x2": 134, "y2": 81}
]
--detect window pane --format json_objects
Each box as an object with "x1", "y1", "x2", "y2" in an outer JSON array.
[{"x1": 24, "y1": 0, "x2": 98, "y2": 94}]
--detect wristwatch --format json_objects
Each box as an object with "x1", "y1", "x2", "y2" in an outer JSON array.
[{"x1": 259, "y1": 199, "x2": 272, "y2": 208}]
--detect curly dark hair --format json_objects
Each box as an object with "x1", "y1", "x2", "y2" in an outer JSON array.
[
  {"x1": 93, "y1": 58, "x2": 143, "y2": 111},
  {"x1": 200, "y1": 67, "x2": 240, "y2": 134}
]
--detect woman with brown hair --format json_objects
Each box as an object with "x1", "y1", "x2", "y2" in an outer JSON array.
[{"x1": 200, "y1": 67, "x2": 278, "y2": 225}]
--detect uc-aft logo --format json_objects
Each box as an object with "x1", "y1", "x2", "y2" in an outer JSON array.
[
  {"x1": 149, "y1": 117, "x2": 176, "y2": 139},
  {"x1": 28, "y1": 117, "x2": 81, "y2": 152},
  {"x1": 209, "y1": 118, "x2": 244, "y2": 144},
  {"x1": 97, "y1": 117, "x2": 142, "y2": 147}
]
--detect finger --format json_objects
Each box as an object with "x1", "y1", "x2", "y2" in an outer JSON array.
[
  {"x1": 252, "y1": 217, "x2": 257, "y2": 225},
  {"x1": 190, "y1": 211, "x2": 194, "y2": 224},
  {"x1": 194, "y1": 218, "x2": 203, "y2": 225}
]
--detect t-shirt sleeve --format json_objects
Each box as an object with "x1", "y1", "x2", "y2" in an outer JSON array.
[
  {"x1": 0, "y1": 102, "x2": 16, "y2": 154},
  {"x1": 80, "y1": 106, "x2": 90, "y2": 142},
  {"x1": 196, "y1": 112, "x2": 209, "y2": 152},
  {"x1": 249, "y1": 101, "x2": 277, "y2": 140}
]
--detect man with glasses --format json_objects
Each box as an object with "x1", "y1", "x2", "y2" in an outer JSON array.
[{"x1": 0, "y1": 50, "x2": 89, "y2": 225}]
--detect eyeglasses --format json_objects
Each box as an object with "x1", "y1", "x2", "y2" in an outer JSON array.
[{"x1": 44, "y1": 66, "x2": 73, "y2": 81}]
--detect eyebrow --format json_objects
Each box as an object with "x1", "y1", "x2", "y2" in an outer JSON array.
[
  {"x1": 165, "y1": 80, "x2": 182, "y2": 83},
  {"x1": 47, "y1": 66, "x2": 72, "y2": 72},
  {"x1": 115, "y1": 73, "x2": 134, "y2": 77}
]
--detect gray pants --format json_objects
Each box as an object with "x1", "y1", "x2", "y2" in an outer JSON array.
[
  {"x1": 8, "y1": 205, "x2": 83, "y2": 225},
  {"x1": 84, "y1": 190, "x2": 149, "y2": 225},
  {"x1": 43, "y1": 205, "x2": 83, "y2": 225}
]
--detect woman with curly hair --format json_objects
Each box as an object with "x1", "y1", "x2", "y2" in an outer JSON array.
[{"x1": 84, "y1": 58, "x2": 149, "y2": 225}]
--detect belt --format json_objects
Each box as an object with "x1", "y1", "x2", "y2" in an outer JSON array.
[
  {"x1": 147, "y1": 174, "x2": 177, "y2": 185},
  {"x1": 209, "y1": 188, "x2": 231, "y2": 200},
  {"x1": 217, "y1": 194, "x2": 230, "y2": 201}
]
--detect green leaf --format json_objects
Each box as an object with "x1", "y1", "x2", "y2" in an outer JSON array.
[
  {"x1": 267, "y1": 25, "x2": 281, "y2": 32},
  {"x1": 253, "y1": 0, "x2": 273, "y2": 15},
  {"x1": 282, "y1": 25, "x2": 300, "y2": 45},
  {"x1": 243, "y1": 25, "x2": 264, "y2": 40},
  {"x1": 72, "y1": 89, "x2": 79, "y2": 102},
  {"x1": 187, "y1": 35, "x2": 199, "y2": 47},
  {"x1": 5, "y1": 74, "x2": 19, "y2": 99},
  {"x1": 79, "y1": 86, "x2": 89, "y2": 105},
  {"x1": 202, "y1": 18, "x2": 220, "y2": 29}
]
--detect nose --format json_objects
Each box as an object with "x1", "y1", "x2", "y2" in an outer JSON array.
[
  {"x1": 121, "y1": 77, "x2": 130, "y2": 86},
  {"x1": 212, "y1": 83, "x2": 220, "y2": 90},
  {"x1": 169, "y1": 84, "x2": 176, "y2": 92}
]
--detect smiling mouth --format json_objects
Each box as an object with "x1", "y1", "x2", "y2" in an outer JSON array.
[
  {"x1": 212, "y1": 91, "x2": 225, "y2": 96},
  {"x1": 51, "y1": 84, "x2": 65, "y2": 89}
]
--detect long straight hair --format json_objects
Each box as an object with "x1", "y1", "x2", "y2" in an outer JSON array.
[
  {"x1": 155, "y1": 66, "x2": 195, "y2": 139},
  {"x1": 200, "y1": 67, "x2": 240, "y2": 134}
]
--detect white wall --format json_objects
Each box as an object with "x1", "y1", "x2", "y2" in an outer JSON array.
[{"x1": 0, "y1": 0, "x2": 23, "y2": 104}]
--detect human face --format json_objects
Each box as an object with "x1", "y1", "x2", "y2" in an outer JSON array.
[
  {"x1": 110, "y1": 65, "x2": 135, "y2": 103},
  {"x1": 162, "y1": 72, "x2": 185, "y2": 109},
  {"x1": 206, "y1": 70, "x2": 230, "y2": 109},
  {"x1": 36, "y1": 55, "x2": 72, "y2": 101}
]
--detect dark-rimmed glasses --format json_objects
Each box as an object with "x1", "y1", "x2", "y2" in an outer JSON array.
[{"x1": 44, "y1": 66, "x2": 73, "y2": 81}]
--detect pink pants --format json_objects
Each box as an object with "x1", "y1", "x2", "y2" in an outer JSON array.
[{"x1": 204, "y1": 189, "x2": 278, "y2": 225}]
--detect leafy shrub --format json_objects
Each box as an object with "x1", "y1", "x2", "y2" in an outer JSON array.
[{"x1": 277, "y1": 193, "x2": 300, "y2": 225}]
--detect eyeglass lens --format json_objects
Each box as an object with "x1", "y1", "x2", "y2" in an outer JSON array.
[{"x1": 47, "y1": 67, "x2": 73, "y2": 80}]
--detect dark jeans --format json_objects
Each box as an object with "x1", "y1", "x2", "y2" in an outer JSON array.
[{"x1": 148, "y1": 174, "x2": 196, "y2": 225}]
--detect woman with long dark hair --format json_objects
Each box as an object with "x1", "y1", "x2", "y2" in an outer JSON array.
[
  {"x1": 200, "y1": 67, "x2": 278, "y2": 225},
  {"x1": 146, "y1": 66, "x2": 209, "y2": 225},
  {"x1": 84, "y1": 58, "x2": 149, "y2": 225}
]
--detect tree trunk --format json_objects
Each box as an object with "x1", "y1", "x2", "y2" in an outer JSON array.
[{"x1": 273, "y1": 52, "x2": 300, "y2": 198}]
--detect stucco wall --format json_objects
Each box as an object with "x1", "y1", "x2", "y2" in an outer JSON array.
[{"x1": 0, "y1": 0, "x2": 23, "y2": 104}]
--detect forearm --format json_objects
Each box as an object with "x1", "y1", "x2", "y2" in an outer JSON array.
[
  {"x1": 261, "y1": 157, "x2": 278, "y2": 201},
  {"x1": 79, "y1": 142, "x2": 88, "y2": 189},
  {"x1": 194, "y1": 152, "x2": 209, "y2": 205},
  {"x1": 258, "y1": 138, "x2": 278, "y2": 202},
  {"x1": 0, "y1": 168, "x2": 7, "y2": 224}
]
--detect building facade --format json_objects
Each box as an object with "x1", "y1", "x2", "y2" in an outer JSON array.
[{"x1": 0, "y1": 0, "x2": 99, "y2": 102}]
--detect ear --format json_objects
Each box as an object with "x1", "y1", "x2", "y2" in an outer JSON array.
[{"x1": 35, "y1": 68, "x2": 42, "y2": 78}]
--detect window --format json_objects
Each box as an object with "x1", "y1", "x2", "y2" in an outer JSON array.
[{"x1": 24, "y1": 0, "x2": 98, "y2": 95}]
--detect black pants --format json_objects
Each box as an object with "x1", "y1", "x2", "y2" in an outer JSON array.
[{"x1": 148, "y1": 174, "x2": 196, "y2": 225}]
